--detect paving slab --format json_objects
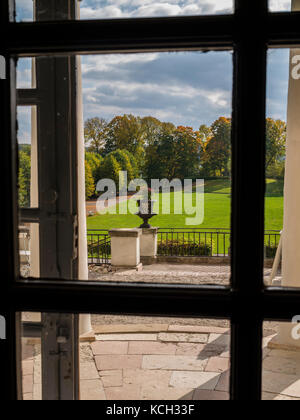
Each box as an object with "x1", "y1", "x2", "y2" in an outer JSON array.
[
  {"x1": 158, "y1": 333, "x2": 208, "y2": 344},
  {"x1": 22, "y1": 344, "x2": 35, "y2": 360},
  {"x1": 99, "y1": 370, "x2": 123, "y2": 388},
  {"x1": 128, "y1": 341, "x2": 177, "y2": 355},
  {"x1": 22, "y1": 375, "x2": 33, "y2": 394},
  {"x1": 205, "y1": 357, "x2": 230, "y2": 373},
  {"x1": 80, "y1": 379, "x2": 106, "y2": 400},
  {"x1": 215, "y1": 371, "x2": 230, "y2": 392},
  {"x1": 263, "y1": 371, "x2": 300, "y2": 398},
  {"x1": 92, "y1": 341, "x2": 129, "y2": 355},
  {"x1": 80, "y1": 362, "x2": 100, "y2": 380},
  {"x1": 95, "y1": 355, "x2": 143, "y2": 371},
  {"x1": 96, "y1": 333, "x2": 157, "y2": 342},
  {"x1": 263, "y1": 355, "x2": 300, "y2": 376},
  {"x1": 208, "y1": 334, "x2": 230, "y2": 347},
  {"x1": 22, "y1": 360, "x2": 34, "y2": 376},
  {"x1": 170, "y1": 371, "x2": 221, "y2": 390},
  {"x1": 175, "y1": 343, "x2": 206, "y2": 356},
  {"x1": 105, "y1": 385, "x2": 141, "y2": 400},
  {"x1": 142, "y1": 355, "x2": 208, "y2": 371},
  {"x1": 262, "y1": 391, "x2": 300, "y2": 401},
  {"x1": 193, "y1": 390, "x2": 229, "y2": 400},
  {"x1": 141, "y1": 385, "x2": 194, "y2": 401},
  {"x1": 123, "y1": 369, "x2": 171, "y2": 387}
]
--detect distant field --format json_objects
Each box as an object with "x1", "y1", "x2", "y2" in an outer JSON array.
[{"x1": 87, "y1": 178, "x2": 283, "y2": 232}]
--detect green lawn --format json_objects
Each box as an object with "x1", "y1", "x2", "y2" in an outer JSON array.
[{"x1": 87, "y1": 178, "x2": 283, "y2": 232}]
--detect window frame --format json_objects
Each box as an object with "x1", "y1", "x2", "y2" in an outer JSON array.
[{"x1": 1, "y1": 0, "x2": 300, "y2": 400}]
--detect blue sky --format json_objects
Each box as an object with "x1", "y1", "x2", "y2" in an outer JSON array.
[{"x1": 15, "y1": 1, "x2": 291, "y2": 143}]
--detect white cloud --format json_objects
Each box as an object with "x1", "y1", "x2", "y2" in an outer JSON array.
[
  {"x1": 82, "y1": 53, "x2": 159, "y2": 73},
  {"x1": 81, "y1": 51, "x2": 232, "y2": 128},
  {"x1": 80, "y1": 0, "x2": 233, "y2": 19}
]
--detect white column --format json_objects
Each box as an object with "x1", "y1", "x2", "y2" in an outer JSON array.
[
  {"x1": 77, "y1": 55, "x2": 93, "y2": 335},
  {"x1": 271, "y1": 0, "x2": 300, "y2": 349}
]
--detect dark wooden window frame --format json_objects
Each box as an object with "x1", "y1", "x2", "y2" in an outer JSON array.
[{"x1": 1, "y1": 0, "x2": 300, "y2": 400}]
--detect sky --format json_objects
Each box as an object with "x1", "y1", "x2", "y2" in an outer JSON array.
[
  {"x1": 15, "y1": 1, "x2": 291, "y2": 143},
  {"x1": 14, "y1": 0, "x2": 293, "y2": 21}
]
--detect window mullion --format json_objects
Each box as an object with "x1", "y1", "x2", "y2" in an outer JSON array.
[{"x1": 231, "y1": 0, "x2": 268, "y2": 401}]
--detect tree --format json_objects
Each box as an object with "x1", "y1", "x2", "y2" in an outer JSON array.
[
  {"x1": 122, "y1": 150, "x2": 140, "y2": 179},
  {"x1": 19, "y1": 168, "x2": 29, "y2": 207},
  {"x1": 85, "y1": 151, "x2": 103, "y2": 185},
  {"x1": 85, "y1": 161, "x2": 95, "y2": 200},
  {"x1": 84, "y1": 117, "x2": 108, "y2": 154},
  {"x1": 18, "y1": 150, "x2": 31, "y2": 207},
  {"x1": 110, "y1": 149, "x2": 135, "y2": 183},
  {"x1": 201, "y1": 117, "x2": 231, "y2": 177},
  {"x1": 143, "y1": 125, "x2": 201, "y2": 180},
  {"x1": 97, "y1": 155, "x2": 123, "y2": 190},
  {"x1": 104, "y1": 115, "x2": 145, "y2": 167},
  {"x1": 266, "y1": 118, "x2": 286, "y2": 174}
]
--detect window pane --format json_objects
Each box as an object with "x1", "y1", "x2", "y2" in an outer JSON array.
[
  {"x1": 79, "y1": 0, "x2": 233, "y2": 19},
  {"x1": 19, "y1": 223, "x2": 40, "y2": 278},
  {"x1": 19, "y1": 313, "x2": 230, "y2": 400},
  {"x1": 14, "y1": 0, "x2": 233, "y2": 22},
  {"x1": 262, "y1": 320, "x2": 300, "y2": 400},
  {"x1": 17, "y1": 106, "x2": 38, "y2": 209},
  {"x1": 265, "y1": 47, "x2": 300, "y2": 288},
  {"x1": 269, "y1": 0, "x2": 291, "y2": 12},
  {"x1": 16, "y1": 51, "x2": 233, "y2": 285},
  {"x1": 17, "y1": 58, "x2": 35, "y2": 89},
  {"x1": 15, "y1": 0, "x2": 34, "y2": 22},
  {"x1": 84, "y1": 51, "x2": 232, "y2": 286}
]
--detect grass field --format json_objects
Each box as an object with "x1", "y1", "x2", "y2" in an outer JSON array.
[{"x1": 87, "y1": 178, "x2": 283, "y2": 232}]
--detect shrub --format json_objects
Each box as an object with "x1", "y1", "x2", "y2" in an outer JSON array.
[{"x1": 157, "y1": 240, "x2": 213, "y2": 257}]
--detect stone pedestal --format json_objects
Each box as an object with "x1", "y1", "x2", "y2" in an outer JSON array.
[
  {"x1": 109, "y1": 229, "x2": 142, "y2": 268},
  {"x1": 140, "y1": 228, "x2": 158, "y2": 265}
]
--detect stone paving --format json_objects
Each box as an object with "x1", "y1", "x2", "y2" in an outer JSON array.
[
  {"x1": 89, "y1": 263, "x2": 279, "y2": 286},
  {"x1": 21, "y1": 324, "x2": 300, "y2": 400}
]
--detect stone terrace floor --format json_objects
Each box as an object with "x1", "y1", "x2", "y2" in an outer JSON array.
[
  {"x1": 22, "y1": 323, "x2": 300, "y2": 401},
  {"x1": 89, "y1": 263, "x2": 280, "y2": 286}
]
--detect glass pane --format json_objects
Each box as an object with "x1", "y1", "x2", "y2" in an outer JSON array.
[
  {"x1": 16, "y1": 51, "x2": 233, "y2": 285},
  {"x1": 15, "y1": 0, "x2": 34, "y2": 22},
  {"x1": 19, "y1": 223, "x2": 40, "y2": 278},
  {"x1": 262, "y1": 320, "x2": 300, "y2": 400},
  {"x1": 17, "y1": 58, "x2": 34, "y2": 89},
  {"x1": 21, "y1": 313, "x2": 42, "y2": 401},
  {"x1": 20, "y1": 313, "x2": 230, "y2": 400},
  {"x1": 17, "y1": 106, "x2": 38, "y2": 209},
  {"x1": 265, "y1": 47, "x2": 300, "y2": 288},
  {"x1": 84, "y1": 50, "x2": 233, "y2": 286},
  {"x1": 79, "y1": 0, "x2": 233, "y2": 19},
  {"x1": 14, "y1": 0, "x2": 233, "y2": 22},
  {"x1": 269, "y1": 0, "x2": 291, "y2": 12}
]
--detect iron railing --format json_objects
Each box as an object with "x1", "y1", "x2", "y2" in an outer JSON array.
[
  {"x1": 87, "y1": 230, "x2": 111, "y2": 264},
  {"x1": 86, "y1": 228, "x2": 282, "y2": 263},
  {"x1": 157, "y1": 228, "x2": 231, "y2": 257},
  {"x1": 264, "y1": 230, "x2": 282, "y2": 258}
]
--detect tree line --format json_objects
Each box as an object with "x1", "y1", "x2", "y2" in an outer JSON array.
[{"x1": 18, "y1": 115, "x2": 286, "y2": 203}]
